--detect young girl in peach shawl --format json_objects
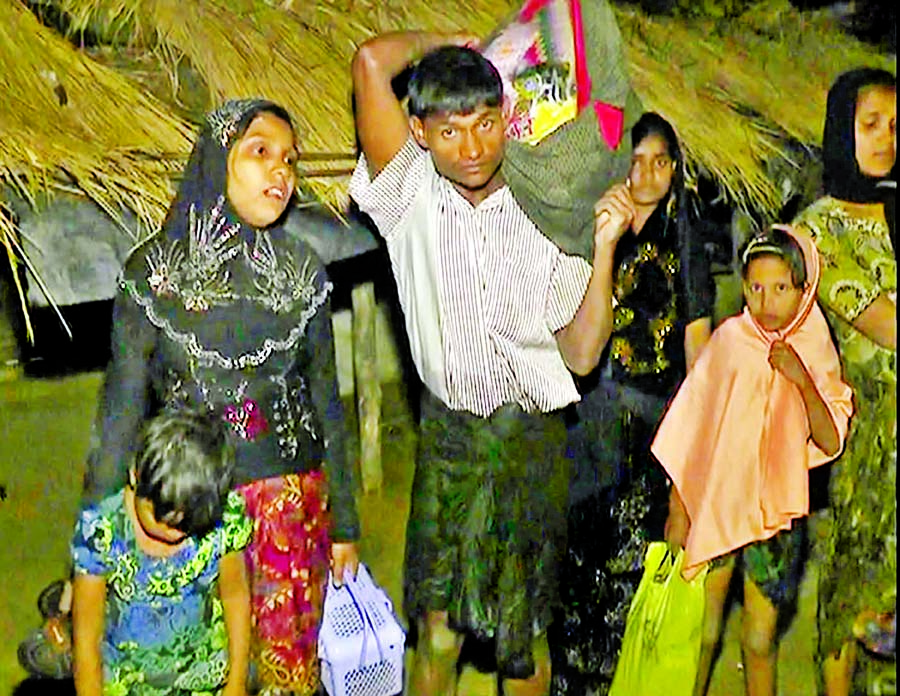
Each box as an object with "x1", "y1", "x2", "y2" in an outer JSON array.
[{"x1": 651, "y1": 225, "x2": 853, "y2": 696}]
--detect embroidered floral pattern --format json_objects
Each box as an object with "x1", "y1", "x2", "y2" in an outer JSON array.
[
  {"x1": 161, "y1": 370, "x2": 192, "y2": 412},
  {"x1": 144, "y1": 199, "x2": 322, "y2": 317},
  {"x1": 610, "y1": 241, "x2": 679, "y2": 376},
  {"x1": 245, "y1": 231, "x2": 319, "y2": 314},
  {"x1": 270, "y1": 373, "x2": 319, "y2": 460},
  {"x1": 187, "y1": 374, "x2": 269, "y2": 442},
  {"x1": 145, "y1": 198, "x2": 241, "y2": 311},
  {"x1": 124, "y1": 280, "x2": 327, "y2": 370},
  {"x1": 162, "y1": 366, "x2": 313, "y2": 451},
  {"x1": 207, "y1": 99, "x2": 261, "y2": 148},
  {"x1": 181, "y1": 201, "x2": 242, "y2": 310},
  {"x1": 146, "y1": 240, "x2": 182, "y2": 298},
  {"x1": 164, "y1": 361, "x2": 321, "y2": 453},
  {"x1": 129, "y1": 195, "x2": 333, "y2": 458},
  {"x1": 223, "y1": 398, "x2": 269, "y2": 441}
]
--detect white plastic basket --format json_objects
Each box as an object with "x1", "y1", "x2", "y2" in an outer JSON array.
[{"x1": 318, "y1": 563, "x2": 406, "y2": 696}]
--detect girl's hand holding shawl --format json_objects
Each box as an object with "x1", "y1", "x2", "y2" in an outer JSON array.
[
  {"x1": 770, "y1": 339, "x2": 842, "y2": 456},
  {"x1": 768, "y1": 340, "x2": 809, "y2": 386}
]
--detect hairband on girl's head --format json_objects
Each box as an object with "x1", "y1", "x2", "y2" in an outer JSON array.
[
  {"x1": 742, "y1": 239, "x2": 782, "y2": 265},
  {"x1": 741, "y1": 225, "x2": 795, "y2": 266}
]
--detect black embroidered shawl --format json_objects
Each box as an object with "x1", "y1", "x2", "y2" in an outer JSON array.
[{"x1": 603, "y1": 115, "x2": 713, "y2": 397}]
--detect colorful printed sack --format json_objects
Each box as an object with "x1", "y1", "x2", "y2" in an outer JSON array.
[
  {"x1": 483, "y1": 0, "x2": 642, "y2": 259},
  {"x1": 482, "y1": 0, "x2": 591, "y2": 145}
]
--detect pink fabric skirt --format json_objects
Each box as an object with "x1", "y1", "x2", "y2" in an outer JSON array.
[{"x1": 236, "y1": 472, "x2": 331, "y2": 694}]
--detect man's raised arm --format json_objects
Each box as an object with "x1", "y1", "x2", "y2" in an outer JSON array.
[{"x1": 351, "y1": 32, "x2": 473, "y2": 178}]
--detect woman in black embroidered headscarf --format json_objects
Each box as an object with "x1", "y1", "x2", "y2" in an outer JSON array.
[
  {"x1": 793, "y1": 68, "x2": 896, "y2": 696},
  {"x1": 80, "y1": 98, "x2": 360, "y2": 694},
  {"x1": 549, "y1": 112, "x2": 714, "y2": 696}
]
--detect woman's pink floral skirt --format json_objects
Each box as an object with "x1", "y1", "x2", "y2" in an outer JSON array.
[{"x1": 237, "y1": 471, "x2": 331, "y2": 695}]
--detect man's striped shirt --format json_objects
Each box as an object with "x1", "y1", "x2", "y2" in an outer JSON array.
[{"x1": 349, "y1": 138, "x2": 592, "y2": 417}]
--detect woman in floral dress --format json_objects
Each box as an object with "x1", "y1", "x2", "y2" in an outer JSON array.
[{"x1": 793, "y1": 66, "x2": 896, "y2": 696}]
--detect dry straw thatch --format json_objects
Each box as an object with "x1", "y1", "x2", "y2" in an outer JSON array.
[
  {"x1": 53, "y1": 0, "x2": 518, "y2": 205},
  {"x1": 0, "y1": 0, "x2": 516, "y2": 332},
  {"x1": 0, "y1": 0, "x2": 894, "y2": 337},
  {"x1": 616, "y1": 1, "x2": 894, "y2": 210},
  {"x1": 0, "y1": 0, "x2": 193, "y2": 338}
]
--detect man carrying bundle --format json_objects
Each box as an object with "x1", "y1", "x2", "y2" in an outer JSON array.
[{"x1": 349, "y1": 31, "x2": 630, "y2": 695}]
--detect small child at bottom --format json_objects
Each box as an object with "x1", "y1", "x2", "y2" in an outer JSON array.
[
  {"x1": 651, "y1": 225, "x2": 854, "y2": 696},
  {"x1": 71, "y1": 410, "x2": 252, "y2": 696}
]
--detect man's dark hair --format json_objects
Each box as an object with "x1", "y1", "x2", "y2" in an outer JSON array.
[
  {"x1": 132, "y1": 410, "x2": 234, "y2": 539},
  {"x1": 740, "y1": 227, "x2": 807, "y2": 288},
  {"x1": 408, "y1": 46, "x2": 503, "y2": 119}
]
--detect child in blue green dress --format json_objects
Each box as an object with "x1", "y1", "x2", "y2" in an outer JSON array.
[{"x1": 70, "y1": 410, "x2": 253, "y2": 696}]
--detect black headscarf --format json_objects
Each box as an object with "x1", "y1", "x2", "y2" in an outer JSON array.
[
  {"x1": 628, "y1": 112, "x2": 712, "y2": 323},
  {"x1": 822, "y1": 67, "x2": 896, "y2": 204},
  {"x1": 163, "y1": 98, "x2": 295, "y2": 242},
  {"x1": 879, "y1": 179, "x2": 896, "y2": 251},
  {"x1": 630, "y1": 111, "x2": 686, "y2": 215},
  {"x1": 123, "y1": 97, "x2": 321, "y2": 341}
]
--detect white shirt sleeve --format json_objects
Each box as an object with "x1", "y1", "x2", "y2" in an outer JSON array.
[
  {"x1": 348, "y1": 137, "x2": 431, "y2": 242},
  {"x1": 546, "y1": 252, "x2": 593, "y2": 333}
]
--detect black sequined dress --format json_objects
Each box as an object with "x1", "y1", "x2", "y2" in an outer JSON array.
[{"x1": 550, "y1": 201, "x2": 713, "y2": 695}]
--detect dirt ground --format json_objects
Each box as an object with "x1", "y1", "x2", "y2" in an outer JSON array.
[{"x1": 0, "y1": 371, "x2": 831, "y2": 695}]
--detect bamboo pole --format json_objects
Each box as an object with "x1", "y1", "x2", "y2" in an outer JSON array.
[
  {"x1": 351, "y1": 281, "x2": 382, "y2": 494},
  {"x1": 0, "y1": 296, "x2": 21, "y2": 382}
]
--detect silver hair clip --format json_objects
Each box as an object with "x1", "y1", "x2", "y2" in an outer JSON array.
[
  {"x1": 741, "y1": 238, "x2": 785, "y2": 266},
  {"x1": 207, "y1": 99, "x2": 261, "y2": 148}
]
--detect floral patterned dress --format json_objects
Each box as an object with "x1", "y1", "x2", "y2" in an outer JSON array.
[
  {"x1": 71, "y1": 489, "x2": 253, "y2": 696},
  {"x1": 794, "y1": 197, "x2": 896, "y2": 670}
]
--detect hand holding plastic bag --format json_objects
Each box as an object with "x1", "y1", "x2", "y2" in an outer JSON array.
[{"x1": 609, "y1": 542, "x2": 707, "y2": 696}]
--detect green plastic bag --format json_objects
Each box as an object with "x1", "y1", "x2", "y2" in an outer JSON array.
[{"x1": 609, "y1": 542, "x2": 708, "y2": 696}]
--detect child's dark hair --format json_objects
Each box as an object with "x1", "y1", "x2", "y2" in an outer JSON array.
[
  {"x1": 132, "y1": 410, "x2": 234, "y2": 539},
  {"x1": 740, "y1": 227, "x2": 807, "y2": 287},
  {"x1": 408, "y1": 46, "x2": 503, "y2": 119}
]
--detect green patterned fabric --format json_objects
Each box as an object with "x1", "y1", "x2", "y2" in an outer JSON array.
[
  {"x1": 72, "y1": 489, "x2": 253, "y2": 695},
  {"x1": 502, "y1": 0, "x2": 644, "y2": 259},
  {"x1": 793, "y1": 197, "x2": 897, "y2": 661},
  {"x1": 403, "y1": 395, "x2": 569, "y2": 680},
  {"x1": 709, "y1": 521, "x2": 807, "y2": 609}
]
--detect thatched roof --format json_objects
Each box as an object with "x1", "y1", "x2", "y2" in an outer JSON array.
[
  {"x1": 617, "y1": 2, "x2": 894, "y2": 209},
  {"x1": 0, "y1": 0, "x2": 894, "y2": 334},
  {"x1": 1, "y1": 0, "x2": 193, "y2": 336}
]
